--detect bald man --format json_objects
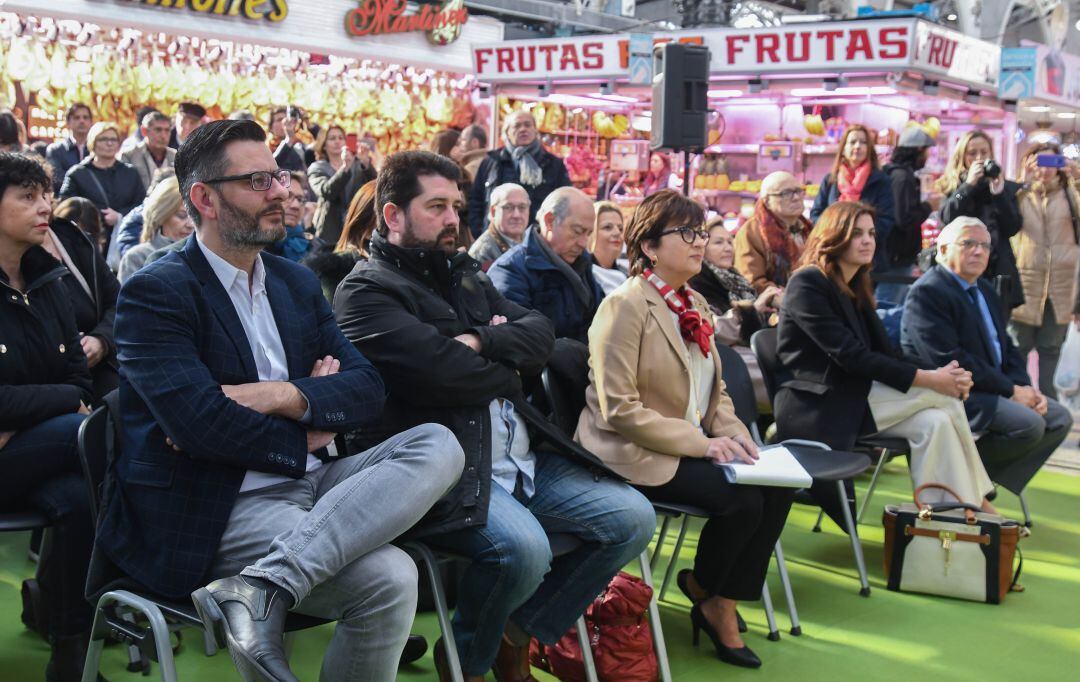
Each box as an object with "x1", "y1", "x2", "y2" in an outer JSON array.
[
  {"x1": 468, "y1": 110, "x2": 571, "y2": 238},
  {"x1": 734, "y1": 171, "x2": 813, "y2": 293},
  {"x1": 488, "y1": 186, "x2": 605, "y2": 342}
]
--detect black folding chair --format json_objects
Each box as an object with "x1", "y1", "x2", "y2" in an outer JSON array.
[
  {"x1": 750, "y1": 329, "x2": 874, "y2": 596},
  {"x1": 77, "y1": 397, "x2": 330, "y2": 681}
]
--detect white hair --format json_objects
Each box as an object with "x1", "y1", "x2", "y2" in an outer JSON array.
[
  {"x1": 935, "y1": 216, "x2": 989, "y2": 265},
  {"x1": 489, "y1": 183, "x2": 528, "y2": 208},
  {"x1": 537, "y1": 186, "x2": 586, "y2": 228}
]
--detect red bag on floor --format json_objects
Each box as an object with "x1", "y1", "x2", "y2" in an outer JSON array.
[{"x1": 529, "y1": 571, "x2": 658, "y2": 682}]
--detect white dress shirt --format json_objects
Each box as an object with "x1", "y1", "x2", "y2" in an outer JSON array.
[
  {"x1": 196, "y1": 236, "x2": 323, "y2": 492},
  {"x1": 488, "y1": 398, "x2": 536, "y2": 498}
]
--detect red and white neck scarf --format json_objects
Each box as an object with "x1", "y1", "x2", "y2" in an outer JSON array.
[
  {"x1": 643, "y1": 269, "x2": 713, "y2": 358},
  {"x1": 837, "y1": 161, "x2": 872, "y2": 202}
]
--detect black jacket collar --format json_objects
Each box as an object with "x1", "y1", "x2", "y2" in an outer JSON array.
[{"x1": 368, "y1": 231, "x2": 480, "y2": 295}]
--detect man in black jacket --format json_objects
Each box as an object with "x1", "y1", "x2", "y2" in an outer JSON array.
[
  {"x1": 880, "y1": 126, "x2": 939, "y2": 305},
  {"x1": 335, "y1": 151, "x2": 654, "y2": 682},
  {"x1": 467, "y1": 110, "x2": 571, "y2": 237},
  {"x1": 902, "y1": 217, "x2": 1073, "y2": 500}
]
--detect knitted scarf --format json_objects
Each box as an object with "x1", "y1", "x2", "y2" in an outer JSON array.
[
  {"x1": 837, "y1": 161, "x2": 872, "y2": 202},
  {"x1": 703, "y1": 260, "x2": 756, "y2": 305},
  {"x1": 753, "y1": 199, "x2": 812, "y2": 286},
  {"x1": 644, "y1": 268, "x2": 713, "y2": 357},
  {"x1": 506, "y1": 138, "x2": 544, "y2": 188}
]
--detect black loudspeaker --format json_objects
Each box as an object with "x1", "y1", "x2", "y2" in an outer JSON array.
[{"x1": 650, "y1": 43, "x2": 710, "y2": 151}]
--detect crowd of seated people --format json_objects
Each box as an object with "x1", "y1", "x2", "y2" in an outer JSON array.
[{"x1": 3, "y1": 111, "x2": 1078, "y2": 682}]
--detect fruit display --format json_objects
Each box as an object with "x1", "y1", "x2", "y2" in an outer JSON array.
[{"x1": 0, "y1": 18, "x2": 476, "y2": 155}]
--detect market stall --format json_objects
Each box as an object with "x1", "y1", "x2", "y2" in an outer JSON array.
[
  {"x1": 1, "y1": 0, "x2": 502, "y2": 156},
  {"x1": 472, "y1": 17, "x2": 1013, "y2": 219}
]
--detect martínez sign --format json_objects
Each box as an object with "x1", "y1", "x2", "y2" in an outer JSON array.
[{"x1": 345, "y1": 0, "x2": 468, "y2": 45}]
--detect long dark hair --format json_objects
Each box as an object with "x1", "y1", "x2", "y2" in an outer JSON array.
[
  {"x1": 796, "y1": 201, "x2": 876, "y2": 309},
  {"x1": 54, "y1": 196, "x2": 106, "y2": 248},
  {"x1": 831, "y1": 125, "x2": 880, "y2": 179},
  {"x1": 338, "y1": 179, "x2": 377, "y2": 255}
]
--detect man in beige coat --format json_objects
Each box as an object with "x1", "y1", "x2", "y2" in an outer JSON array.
[{"x1": 119, "y1": 111, "x2": 175, "y2": 193}]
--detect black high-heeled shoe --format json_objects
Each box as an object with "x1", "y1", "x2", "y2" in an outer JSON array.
[
  {"x1": 690, "y1": 604, "x2": 762, "y2": 669},
  {"x1": 677, "y1": 570, "x2": 747, "y2": 633}
]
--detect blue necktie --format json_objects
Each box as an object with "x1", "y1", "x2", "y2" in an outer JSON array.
[{"x1": 967, "y1": 287, "x2": 1001, "y2": 365}]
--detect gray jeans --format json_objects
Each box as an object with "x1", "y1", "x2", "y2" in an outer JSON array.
[
  {"x1": 210, "y1": 424, "x2": 464, "y2": 682},
  {"x1": 1009, "y1": 299, "x2": 1070, "y2": 397},
  {"x1": 977, "y1": 396, "x2": 1074, "y2": 494}
]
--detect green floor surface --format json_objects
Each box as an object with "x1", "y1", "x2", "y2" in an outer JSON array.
[{"x1": 2, "y1": 462, "x2": 1077, "y2": 681}]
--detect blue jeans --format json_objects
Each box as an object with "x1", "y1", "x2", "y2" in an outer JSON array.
[
  {"x1": 875, "y1": 263, "x2": 917, "y2": 306},
  {"x1": 426, "y1": 453, "x2": 656, "y2": 676},
  {"x1": 0, "y1": 413, "x2": 93, "y2": 635}
]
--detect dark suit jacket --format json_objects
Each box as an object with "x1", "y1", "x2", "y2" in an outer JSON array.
[
  {"x1": 775, "y1": 267, "x2": 918, "y2": 450},
  {"x1": 900, "y1": 264, "x2": 1030, "y2": 432},
  {"x1": 99, "y1": 237, "x2": 386, "y2": 598},
  {"x1": 44, "y1": 137, "x2": 86, "y2": 193}
]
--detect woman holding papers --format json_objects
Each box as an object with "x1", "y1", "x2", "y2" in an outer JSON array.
[
  {"x1": 576, "y1": 190, "x2": 794, "y2": 670},
  {"x1": 775, "y1": 201, "x2": 995, "y2": 512}
]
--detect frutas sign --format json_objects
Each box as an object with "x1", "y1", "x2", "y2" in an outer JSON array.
[
  {"x1": 117, "y1": 0, "x2": 288, "y2": 23},
  {"x1": 473, "y1": 18, "x2": 1000, "y2": 91}
]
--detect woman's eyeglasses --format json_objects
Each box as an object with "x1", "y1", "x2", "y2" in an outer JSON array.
[
  {"x1": 658, "y1": 225, "x2": 709, "y2": 244},
  {"x1": 203, "y1": 169, "x2": 291, "y2": 192}
]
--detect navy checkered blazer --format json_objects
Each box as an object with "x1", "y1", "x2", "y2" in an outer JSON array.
[{"x1": 98, "y1": 237, "x2": 386, "y2": 599}]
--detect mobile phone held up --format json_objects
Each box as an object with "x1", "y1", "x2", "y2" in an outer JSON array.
[
  {"x1": 1036, "y1": 153, "x2": 1068, "y2": 168},
  {"x1": 346, "y1": 133, "x2": 358, "y2": 155}
]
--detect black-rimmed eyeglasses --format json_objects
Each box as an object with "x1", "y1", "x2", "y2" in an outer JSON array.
[
  {"x1": 202, "y1": 169, "x2": 291, "y2": 192},
  {"x1": 658, "y1": 225, "x2": 709, "y2": 244}
]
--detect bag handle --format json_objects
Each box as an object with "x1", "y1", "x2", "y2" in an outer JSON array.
[{"x1": 913, "y1": 483, "x2": 978, "y2": 524}]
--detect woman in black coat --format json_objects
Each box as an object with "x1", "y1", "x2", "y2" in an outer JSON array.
[
  {"x1": 0, "y1": 153, "x2": 97, "y2": 681},
  {"x1": 41, "y1": 216, "x2": 120, "y2": 400},
  {"x1": 936, "y1": 130, "x2": 1024, "y2": 311},
  {"x1": 775, "y1": 201, "x2": 995, "y2": 521},
  {"x1": 58, "y1": 122, "x2": 145, "y2": 245}
]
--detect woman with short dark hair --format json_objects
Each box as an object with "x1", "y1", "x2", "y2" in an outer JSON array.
[
  {"x1": 0, "y1": 151, "x2": 97, "y2": 681},
  {"x1": 577, "y1": 189, "x2": 794, "y2": 670}
]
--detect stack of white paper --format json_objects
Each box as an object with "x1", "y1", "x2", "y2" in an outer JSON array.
[{"x1": 716, "y1": 445, "x2": 812, "y2": 488}]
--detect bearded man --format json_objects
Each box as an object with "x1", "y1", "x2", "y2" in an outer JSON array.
[{"x1": 103, "y1": 120, "x2": 463, "y2": 682}]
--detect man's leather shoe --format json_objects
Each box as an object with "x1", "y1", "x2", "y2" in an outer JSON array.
[
  {"x1": 192, "y1": 575, "x2": 298, "y2": 682},
  {"x1": 491, "y1": 634, "x2": 537, "y2": 682},
  {"x1": 399, "y1": 634, "x2": 428, "y2": 666}
]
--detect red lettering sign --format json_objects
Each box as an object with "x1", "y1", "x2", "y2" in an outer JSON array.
[
  {"x1": 879, "y1": 27, "x2": 909, "y2": 59},
  {"x1": 925, "y1": 34, "x2": 958, "y2": 68},
  {"x1": 345, "y1": 0, "x2": 468, "y2": 42}
]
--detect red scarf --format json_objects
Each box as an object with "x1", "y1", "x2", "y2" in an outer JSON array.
[
  {"x1": 643, "y1": 269, "x2": 713, "y2": 357},
  {"x1": 753, "y1": 200, "x2": 812, "y2": 277},
  {"x1": 837, "y1": 161, "x2": 872, "y2": 202}
]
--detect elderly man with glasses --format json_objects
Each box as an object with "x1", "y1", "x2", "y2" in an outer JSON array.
[
  {"x1": 901, "y1": 216, "x2": 1073, "y2": 512},
  {"x1": 102, "y1": 119, "x2": 464, "y2": 682},
  {"x1": 468, "y1": 182, "x2": 530, "y2": 269},
  {"x1": 733, "y1": 171, "x2": 813, "y2": 300}
]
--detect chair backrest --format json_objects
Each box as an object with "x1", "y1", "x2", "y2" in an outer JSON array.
[
  {"x1": 77, "y1": 404, "x2": 111, "y2": 517},
  {"x1": 715, "y1": 343, "x2": 758, "y2": 430},
  {"x1": 750, "y1": 328, "x2": 780, "y2": 404},
  {"x1": 540, "y1": 339, "x2": 591, "y2": 438}
]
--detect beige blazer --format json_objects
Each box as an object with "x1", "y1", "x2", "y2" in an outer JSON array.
[{"x1": 574, "y1": 276, "x2": 750, "y2": 487}]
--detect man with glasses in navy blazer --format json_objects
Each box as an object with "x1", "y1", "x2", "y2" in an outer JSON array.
[
  {"x1": 902, "y1": 216, "x2": 1073, "y2": 505},
  {"x1": 102, "y1": 119, "x2": 463, "y2": 682}
]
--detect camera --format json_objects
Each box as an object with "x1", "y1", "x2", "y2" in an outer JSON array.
[{"x1": 983, "y1": 159, "x2": 1002, "y2": 179}]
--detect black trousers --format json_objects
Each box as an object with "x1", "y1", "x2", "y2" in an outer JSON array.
[
  {"x1": 0, "y1": 413, "x2": 94, "y2": 636},
  {"x1": 638, "y1": 458, "x2": 795, "y2": 601}
]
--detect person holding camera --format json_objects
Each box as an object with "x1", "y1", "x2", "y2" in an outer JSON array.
[
  {"x1": 937, "y1": 130, "x2": 1024, "y2": 311},
  {"x1": 1009, "y1": 143, "x2": 1080, "y2": 398}
]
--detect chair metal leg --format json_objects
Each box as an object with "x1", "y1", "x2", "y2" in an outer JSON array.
[
  {"x1": 659, "y1": 516, "x2": 690, "y2": 602},
  {"x1": 773, "y1": 541, "x2": 801, "y2": 635},
  {"x1": 651, "y1": 514, "x2": 673, "y2": 570},
  {"x1": 576, "y1": 615, "x2": 599, "y2": 682},
  {"x1": 406, "y1": 543, "x2": 463, "y2": 682},
  {"x1": 202, "y1": 627, "x2": 218, "y2": 656},
  {"x1": 83, "y1": 591, "x2": 178, "y2": 682},
  {"x1": 811, "y1": 509, "x2": 825, "y2": 532},
  {"x1": 638, "y1": 552, "x2": 672, "y2": 682},
  {"x1": 1019, "y1": 491, "x2": 1032, "y2": 527},
  {"x1": 856, "y1": 448, "x2": 891, "y2": 524},
  {"x1": 837, "y1": 480, "x2": 871, "y2": 597},
  {"x1": 761, "y1": 582, "x2": 780, "y2": 642}
]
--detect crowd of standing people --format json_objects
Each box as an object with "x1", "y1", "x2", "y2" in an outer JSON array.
[{"x1": 0, "y1": 98, "x2": 1077, "y2": 682}]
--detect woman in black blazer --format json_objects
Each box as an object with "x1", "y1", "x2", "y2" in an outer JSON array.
[
  {"x1": 776, "y1": 201, "x2": 996, "y2": 512},
  {"x1": 0, "y1": 153, "x2": 97, "y2": 681}
]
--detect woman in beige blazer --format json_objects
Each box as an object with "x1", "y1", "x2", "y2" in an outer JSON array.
[{"x1": 576, "y1": 190, "x2": 794, "y2": 670}]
